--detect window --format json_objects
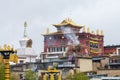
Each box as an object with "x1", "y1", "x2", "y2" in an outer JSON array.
[
  {"x1": 49, "y1": 48, "x2": 52, "y2": 52},
  {"x1": 90, "y1": 42, "x2": 98, "y2": 48},
  {"x1": 20, "y1": 60, "x2": 24, "y2": 63},
  {"x1": 55, "y1": 47, "x2": 57, "y2": 52},
  {"x1": 62, "y1": 47, "x2": 65, "y2": 51},
  {"x1": 48, "y1": 47, "x2": 66, "y2": 52}
]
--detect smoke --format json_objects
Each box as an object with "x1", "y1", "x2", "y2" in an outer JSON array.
[
  {"x1": 47, "y1": 36, "x2": 55, "y2": 46},
  {"x1": 61, "y1": 26, "x2": 80, "y2": 45},
  {"x1": 60, "y1": 26, "x2": 89, "y2": 57}
]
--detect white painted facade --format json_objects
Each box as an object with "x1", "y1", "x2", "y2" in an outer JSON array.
[
  {"x1": 17, "y1": 47, "x2": 37, "y2": 63},
  {"x1": 116, "y1": 47, "x2": 120, "y2": 55}
]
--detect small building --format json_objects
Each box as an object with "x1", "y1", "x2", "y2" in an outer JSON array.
[
  {"x1": 92, "y1": 56, "x2": 109, "y2": 72},
  {"x1": 58, "y1": 56, "x2": 93, "y2": 72},
  {"x1": 95, "y1": 55, "x2": 120, "y2": 77}
]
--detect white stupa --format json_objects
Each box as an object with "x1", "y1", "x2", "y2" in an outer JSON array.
[{"x1": 17, "y1": 21, "x2": 37, "y2": 63}]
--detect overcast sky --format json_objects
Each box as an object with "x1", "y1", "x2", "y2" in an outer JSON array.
[{"x1": 0, "y1": 0, "x2": 120, "y2": 55}]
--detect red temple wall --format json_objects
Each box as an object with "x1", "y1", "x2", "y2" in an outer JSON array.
[
  {"x1": 104, "y1": 47, "x2": 116, "y2": 54},
  {"x1": 43, "y1": 33, "x2": 104, "y2": 56}
]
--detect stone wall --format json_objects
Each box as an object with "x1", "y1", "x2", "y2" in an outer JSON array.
[{"x1": 97, "y1": 69, "x2": 120, "y2": 77}]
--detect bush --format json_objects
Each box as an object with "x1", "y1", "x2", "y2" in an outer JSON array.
[
  {"x1": 0, "y1": 63, "x2": 5, "y2": 80},
  {"x1": 65, "y1": 69, "x2": 90, "y2": 80},
  {"x1": 25, "y1": 70, "x2": 38, "y2": 80}
]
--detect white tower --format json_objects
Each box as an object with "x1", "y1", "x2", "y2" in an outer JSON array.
[{"x1": 17, "y1": 21, "x2": 37, "y2": 63}]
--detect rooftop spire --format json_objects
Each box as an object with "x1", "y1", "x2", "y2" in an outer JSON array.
[
  {"x1": 24, "y1": 21, "x2": 27, "y2": 27},
  {"x1": 24, "y1": 21, "x2": 27, "y2": 37}
]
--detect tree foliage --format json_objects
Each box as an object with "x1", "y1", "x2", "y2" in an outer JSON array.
[
  {"x1": 0, "y1": 63, "x2": 5, "y2": 80},
  {"x1": 25, "y1": 70, "x2": 38, "y2": 80},
  {"x1": 10, "y1": 73, "x2": 20, "y2": 80},
  {"x1": 72, "y1": 72, "x2": 90, "y2": 80},
  {"x1": 65, "y1": 69, "x2": 90, "y2": 80}
]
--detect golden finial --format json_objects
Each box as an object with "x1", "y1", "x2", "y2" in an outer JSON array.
[
  {"x1": 87, "y1": 27, "x2": 90, "y2": 33},
  {"x1": 82, "y1": 26, "x2": 86, "y2": 33},
  {"x1": 46, "y1": 28, "x2": 49, "y2": 34},
  {"x1": 96, "y1": 29, "x2": 99, "y2": 35},
  {"x1": 24, "y1": 21, "x2": 27, "y2": 27},
  {"x1": 12, "y1": 45, "x2": 14, "y2": 51},
  {"x1": 101, "y1": 30, "x2": 103, "y2": 35}
]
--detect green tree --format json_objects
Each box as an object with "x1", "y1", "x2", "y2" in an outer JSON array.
[
  {"x1": 0, "y1": 63, "x2": 20, "y2": 80},
  {"x1": 65, "y1": 69, "x2": 90, "y2": 80},
  {"x1": 0, "y1": 63, "x2": 5, "y2": 80},
  {"x1": 10, "y1": 73, "x2": 20, "y2": 80},
  {"x1": 72, "y1": 72, "x2": 89, "y2": 80},
  {"x1": 25, "y1": 70, "x2": 38, "y2": 80},
  {"x1": 65, "y1": 72, "x2": 90, "y2": 80}
]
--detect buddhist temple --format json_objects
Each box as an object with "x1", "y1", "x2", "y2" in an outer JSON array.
[{"x1": 41, "y1": 18, "x2": 104, "y2": 64}]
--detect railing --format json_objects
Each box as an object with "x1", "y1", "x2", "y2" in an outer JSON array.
[
  {"x1": 42, "y1": 59, "x2": 68, "y2": 63},
  {"x1": 41, "y1": 52, "x2": 64, "y2": 54},
  {"x1": 101, "y1": 77, "x2": 120, "y2": 79},
  {"x1": 109, "y1": 62, "x2": 120, "y2": 65},
  {"x1": 58, "y1": 64, "x2": 75, "y2": 68}
]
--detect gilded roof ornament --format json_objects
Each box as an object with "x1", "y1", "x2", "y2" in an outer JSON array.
[
  {"x1": 46, "y1": 28, "x2": 49, "y2": 34},
  {"x1": 96, "y1": 29, "x2": 99, "y2": 35},
  {"x1": 53, "y1": 18, "x2": 83, "y2": 28},
  {"x1": 101, "y1": 30, "x2": 103, "y2": 35},
  {"x1": 87, "y1": 27, "x2": 90, "y2": 33},
  {"x1": 82, "y1": 26, "x2": 86, "y2": 32},
  {"x1": 24, "y1": 21, "x2": 27, "y2": 27}
]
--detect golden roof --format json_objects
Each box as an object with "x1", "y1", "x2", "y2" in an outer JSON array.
[{"x1": 53, "y1": 18, "x2": 83, "y2": 28}]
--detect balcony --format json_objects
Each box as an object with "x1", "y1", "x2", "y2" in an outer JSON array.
[
  {"x1": 58, "y1": 64, "x2": 75, "y2": 68},
  {"x1": 108, "y1": 59, "x2": 120, "y2": 66},
  {"x1": 58, "y1": 62, "x2": 75, "y2": 68},
  {"x1": 41, "y1": 52, "x2": 64, "y2": 54},
  {"x1": 42, "y1": 58, "x2": 68, "y2": 63},
  {"x1": 109, "y1": 62, "x2": 120, "y2": 66}
]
